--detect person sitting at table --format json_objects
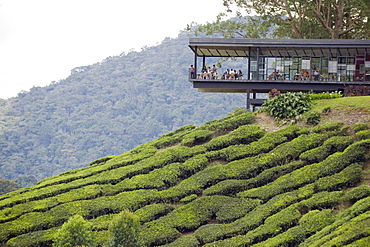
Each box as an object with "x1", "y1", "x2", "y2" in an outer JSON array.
[
  {"x1": 313, "y1": 70, "x2": 320, "y2": 81},
  {"x1": 211, "y1": 65, "x2": 218, "y2": 79},
  {"x1": 229, "y1": 69, "x2": 236, "y2": 79},
  {"x1": 294, "y1": 71, "x2": 300, "y2": 80},
  {"x1": 236, "y1": 70, "x2": 244, "y2": 79},
  {"x1": 222, "y1": 69, "x2": 230, "y2": 79},
  {"x1": 268, "y1": 70, "x2": 278, "y2": 80},
  {"x1": 301, "y1": 70, "x2": 309, "y2": 80},
  {"x1": 201, "y1": 67, "x2": 207, "y2": 79}
]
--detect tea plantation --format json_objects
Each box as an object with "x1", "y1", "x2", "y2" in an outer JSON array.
[{"x1": 1, "y1": 110, "x2": 370, "y2": 246}]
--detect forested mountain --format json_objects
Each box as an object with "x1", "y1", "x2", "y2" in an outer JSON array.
[
  {"x1": 0, "y1": 104, "x2": 369, "y2": 246},
  {"x1": 0, "y1": 31, "x2": 245, "y2": 183}
]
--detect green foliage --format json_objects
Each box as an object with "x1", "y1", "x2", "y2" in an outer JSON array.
[
  {"x1": 1, "y1": 109, "x2": 370, "y2": 246},
  {"x1": 203, "y1": 110, "x2": 256, "y2": 133},
  {"x1": 343, "y1": 185, "x2": 370, "y2": 203},
  {"x1": 181, "y1": 129, "x2": 214, "y2": 147},
  {"x1": 204, "y1": 124, "x2": 265, "y2": 151},
  {"x1": 53, "y1": 215, "x2": 96, "y2": 247},
  {"x1": 193, "y1": 0, "x2": 370, "y2": 39},
  {"x1": 353, "y1": 123, "x2": 369, "y2": 132},
  {"x1": 134, "y1": 204, "x2": 174, "y2": 223},
  {"x1": 160, "y1": 235, "x2": 200, "y2": 247},
  {"x1": 312, "y1": 122, "x2": 344, "y2": 134},
  {"x1": 355, "y1": 129, "x2": 370, "y2": 140},
  {"x1": 0, "y1": 178, "x2": 19, "y2": 195},
  {"x1": 299, "y1": 136, "x2": 353, "y2": 164},
  {"x1": 262, "y1": 92, "x2": 311, "y2": 119},
  {"x1": 153, "y1": 125, "x2": 196, "y2": 149},
  {"x1": 218, "y1": 125, "x2": 309, "y2": 161},
  {"x1": 308, "y1": 91, "x2": 343, "y2": 100},
  {"x1": 304, "y1": 111, "x2": 321, "y2": 126},
  {"x1": 108, "y1": 210, "x2": 141, "y2": 247}
]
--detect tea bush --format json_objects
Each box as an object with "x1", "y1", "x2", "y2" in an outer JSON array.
[
  {"x1": 219, "y1": 125, "x2": 309, "y2": 161},
  {"x1": 262, "y1": 92, "x2": 311, "y2": 119},
  {"x1": 355, "y1": 129, "x2": 370, "y2": 140},
  {"x1": 204, "y1": 125, "x2": 265, "y2": 151},
  {"x1": 181, "y1": 129, "x2": 214, "y2": 147},
  {"x1": 299, "y1": 136, "x2": 353, "y2": 163},
  {"x1": 353, "y1": 122, "x2": 369, "y2": 132}
]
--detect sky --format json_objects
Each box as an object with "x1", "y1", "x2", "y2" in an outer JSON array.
[{"x1": 0, "y1": 0, "x2": 228, "y2": 99}]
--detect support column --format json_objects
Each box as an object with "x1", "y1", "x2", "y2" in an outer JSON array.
[
  {"x1": 248, "y1": 47, "x2": 251, "y2": 80},
  {"x1": 194, "y1": 46, "x2": 198, "y2": 78},
  {"x1": 246, "y1": 89, "x2": 250, "y2": 110},
  {"x1": 256, "y1": 47, "x2": 260, "y2": 80},
  {"x1": 202, "y1": 55, "x2": 206, "y2": 70}
]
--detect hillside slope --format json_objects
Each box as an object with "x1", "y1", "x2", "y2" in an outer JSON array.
[
  {"x1": 1, "y1": 99, "x2": 370, "y2": 246},
  {"x1": 0, "y1": 31, "x2": 245, "y2": 183}
]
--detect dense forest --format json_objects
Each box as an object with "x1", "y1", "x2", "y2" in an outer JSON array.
[
  {"x1": 0, "y1": 31, "x2": 246, "y2": 184},
  {"x1": 0, "y1": 104, "x2": 369, "y2": 246}
]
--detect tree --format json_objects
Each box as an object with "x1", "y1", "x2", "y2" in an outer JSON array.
[
  {"x1": 190, "y1": 0, "x2": 370, "y2": 39},
  {"x1": 53, "y1": 215, "x2": 96, "y2": 247},
  {"x1": 15, "y1": 175, "x2": 37, "y2": 188},
  {"x1": 0, "y1": 178, "x2": 19, "y2": 195},
  {"x1": 108, "y1": 210, "x2": 141, "y2": 247}
]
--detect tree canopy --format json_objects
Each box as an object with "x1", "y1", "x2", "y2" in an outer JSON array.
[{"x1": 189, "y1": 0, "x2": 370, "y2": 39}]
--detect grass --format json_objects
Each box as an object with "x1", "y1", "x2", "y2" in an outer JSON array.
[{"x1": 312, "y1": 96, "x2": 370, "y2": 112}]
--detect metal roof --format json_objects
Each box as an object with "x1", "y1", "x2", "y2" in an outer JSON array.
[{"x1": 189, "y1": 38, "x2": 370, "y2": 57}]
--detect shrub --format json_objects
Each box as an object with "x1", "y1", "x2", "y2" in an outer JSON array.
[
  {"x1": 152, "y1": 125, "x2": 196, "y2": 149},
  {"x1": 252, "y1": 209, "x2": 336, "y2": 247},
  {"x1": 353, "y1": 123, "x2": 369, "y2": 132},
  {"x1": 203, "y1": 161, "x2": 306, "y2": 196},
  {"x1": 108, "y1": 210, "x2": 141, "y2": 247},
  {"x1": 299, "y1": 136, "x2": 353, "y2": 164},
  {"x1": 308, "y1": 91, "x2": 342, "y2": 100},
  {"x1": 262, "y1": 92, "x2": 311, "y2": 119},
  {"x1": 215, "y1": 198, "x2": 262, "y2": 223},
  {"x1": 304, "y1": 111, "x2": 321, "y2": 126},
  {"x1": 194, "y1": 185, "x2": 316, "y2": 245},
  {"x1": 180, "y1": 194, "x2": 198, "y2": 203},
  {"x1": 313, "y1": 163, "x2": 363, "y2": 191},
  {"x1": 219, "y1": 125, "x2": 309, "y2": 161},
  {"x1": 181, "y1": 129, "x2": 214, "y2": 147},
  {"x1": 203, "y1": 111, "x2": 255, "y2": 133},
  {"x1": 238, "y1": 140, "x2": 364, "y2": 201},
  {"x1": 312, "y1": 122, "x2": 344, "y2": 134},
  {"x1": 343, "y1": 185, "x2": 370, "y2": 203},
  {"x1": 344, "y1": 85, "x2": 370, "y2": 96},
  {"x1": 134, "y1": 204, "x2": 174, "y2": 223},
  {"x1": 355, "y1": 129, "x2": 370, "y2": 140},
  {"x1": 90, "y1": 156, "x2": 115, "y2": 166},
  {"x1": 204, "y1": 125, "x2": 266, "y2": 151},
  {"x1": 161, "y1": 235, "x2": 200, "y2": 247},
  {"x1": 52, "y1": 214, "x2": 96, "y2": 247}
]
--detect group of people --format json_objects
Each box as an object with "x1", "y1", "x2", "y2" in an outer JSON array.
[
  {"x1": 190, "y1": 65, "x2": 321, "y2": 81},
  {"x1": 294, "y1": 70, "x2": 320, "y2": 81},
  {"x1": 189, "y1": 65, "x2": 244, "y2": 80},
  {"x1": 268, "y1": 69, "x2": 321, "y2": 81},
  {"x1": 221, "y1": 69, "x2": 244, "y2": 80}
]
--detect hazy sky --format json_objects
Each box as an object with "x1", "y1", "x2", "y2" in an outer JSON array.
[{"x1": 0, "y1": 0, "x2": 227, "y2": 99}]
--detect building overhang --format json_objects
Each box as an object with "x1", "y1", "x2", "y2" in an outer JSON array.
[{"x1": 189, "y1": 38, "x2": 370, "y2": 57}]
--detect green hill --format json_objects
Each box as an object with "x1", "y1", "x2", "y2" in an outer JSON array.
[
  {"x1": 0, "y1": 31, "x2": 245, "y2": 183},
  {"x1": 0, "y1": 96, "x2": 369, "y2": 246}
]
